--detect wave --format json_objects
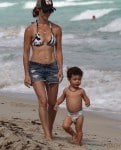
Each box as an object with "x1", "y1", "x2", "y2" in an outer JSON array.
[
  {"x1": 98, "y1": 18, "x2": 121, "y2": 32},
  {"x1": 54, "y1": 0, "x2": 114, "y2": 7},
  {"x1": 0, "y1": 2, "x2": 17, "y2": 8},
  {"x1": 22, "y1": 0, "x2": 114, "y2": 9},
  {"x1": 0, "y1": 26, "x2": 25, "y2": 37},
  {"x1": 70, "y1": 8, "x2": 117, "y2": 21},
  {"x1": 0, "y1": 26, "x2": 25, "y2": 47},
  {"x1": 23, "y1": 1, "x2": 35, "y2": 9},
  {"x1": 0, "y1": 66, "x2": 121, "y2": 112}
]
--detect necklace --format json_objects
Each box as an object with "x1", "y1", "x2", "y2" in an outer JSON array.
[
  {"x1": 38, "y1": 25, "x2": 48, "y2": 34},
  {"x1": 37, "y1": 20, "x2": 50, "y2": 34}
]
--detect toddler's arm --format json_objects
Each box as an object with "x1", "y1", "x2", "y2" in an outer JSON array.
[
  {"x1": 54, "y1": 103, "x2": 59, "y2": 111},
  {"x1": 82, "y1": 88, "x2": 90, "y2": 107},
  {"x1": 54, "y1": 89, "x2": 66, "y2": 111}
]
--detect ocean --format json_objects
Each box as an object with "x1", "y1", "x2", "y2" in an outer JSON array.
[{"x1": 0, "y1": 0, "x2": 121, "y2": 113}]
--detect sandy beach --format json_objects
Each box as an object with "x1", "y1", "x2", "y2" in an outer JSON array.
[{"x1": 0, "y1": 92, "x2": 121, "y2": 150}]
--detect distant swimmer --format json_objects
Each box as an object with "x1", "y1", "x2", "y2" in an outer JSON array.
[{"x1": 92, "y1": 15, "x2": 96, "y2": 21}]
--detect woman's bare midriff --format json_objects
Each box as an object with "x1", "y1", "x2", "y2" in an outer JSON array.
[{"x1": 31, "y1": 45, "x2": 56, "y2": 64}]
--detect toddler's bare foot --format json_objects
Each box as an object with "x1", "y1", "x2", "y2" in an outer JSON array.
[
  {"x1": 73, "y1": 139, "x2": 82, "y2": 146},
  {"x1": 74, "y1": 141, "x2": 81, "y2": 146},
  {"x1": 74, "y1": 133, "x2": 82, "y2": 146},
  {"x1": 72, "y1": 134, "x2": 77, "y2": 143}
]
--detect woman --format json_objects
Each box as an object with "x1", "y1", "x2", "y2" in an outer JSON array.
[{"x1": 23, "y1": 0, "x2": 63, "y2": 140}]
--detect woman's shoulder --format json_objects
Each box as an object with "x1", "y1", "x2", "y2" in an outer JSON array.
[
  {"x1": 50, "y1": 21, "x2": 62, "y2": 31},
  {"x1": 25, "y1": 22, "x2": 36, "y2": 33}
]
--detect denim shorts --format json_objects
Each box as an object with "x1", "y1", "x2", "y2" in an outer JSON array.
[{"x1": 29, "y1": 61, "x2": 59, "y2": 84}]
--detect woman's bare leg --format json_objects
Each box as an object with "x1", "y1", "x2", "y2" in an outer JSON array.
[
  {"x1": 46, "y1": 83, "x2": 58, "y2": 136},
  {"x1": 33, "y1": 81, "x2": 51, "y2": 140}
]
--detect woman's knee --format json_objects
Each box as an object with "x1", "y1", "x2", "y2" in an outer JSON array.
[
  {"x1": 38, "y1": 98, "x2": 47, "y2": 108},
  {"x1": 48, "y1": 102, "x2": 56, "y2": 109}
]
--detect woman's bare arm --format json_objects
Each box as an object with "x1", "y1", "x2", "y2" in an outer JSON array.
[
  {"x1": 23, "y1": 26, "x2": 32, "y2": 87},
  {"x1": 55, "y1": 25, "x2": 63, "y2": 83}
]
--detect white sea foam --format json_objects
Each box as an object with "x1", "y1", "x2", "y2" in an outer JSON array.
[
  {"x1": 63, "y1": 34, "x2": 75, "y2": 39},
  {"x1": 22, "y1": 1, "x2": 114, "y2": 9},
  {"x1": 70, "y1": 8, "x2": 117, "y2": 21},
  {"x1": 23, "y1": 1, "x2": 35, "y2": 9},
  {"x1": 98, "y1": 18, "x2": 121, "y2": 32},
  {"x1": 18, "y1": 26, "x2": 25, "y2": 37},
  {"x1": 0, "y1": 2, "x2": 16, "y2": 8},
  {"x1": 54, "y1": 1, "x2": 114, "y2": 7},
  {"x1": 1, "y1": 67, "x2": 121, "y2": 112},
  {"x1": 0, "y1": 26, "x2": 25, "y2": 47},
  {"x1": 0, "y1": 26, "x2": 25, "y2": 37}
]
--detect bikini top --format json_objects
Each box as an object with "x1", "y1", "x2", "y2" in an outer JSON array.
[{"x1": 32, "y1": 21, "x2": 56, "y2": 47}]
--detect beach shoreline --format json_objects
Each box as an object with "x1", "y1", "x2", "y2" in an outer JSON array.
[{"x1": 0, "y1": 92, "x2": 121, "y2": 150}]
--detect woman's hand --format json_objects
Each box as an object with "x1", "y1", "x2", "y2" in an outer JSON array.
[
  {"x1": 24, "y1": 75, "x2": 32, "y2": 88},
  {"x1": 58, "y1": 69, "x2": 63, "y2": 83}
]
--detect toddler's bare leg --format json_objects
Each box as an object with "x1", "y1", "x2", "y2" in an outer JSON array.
[
  {"x1": 75, "y1": 116, "x2": 84, "y2": 145},
  {"x1": 62, "y1": 117, "x2": 77, "y2": 141}
]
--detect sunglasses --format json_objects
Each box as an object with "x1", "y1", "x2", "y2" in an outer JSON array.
[
  {"x1": 42, "y1": 9, "x2": 54, "y2": 13},
  {"x1": 42, "y1": 6, "x2": 56, "y2": 13}
]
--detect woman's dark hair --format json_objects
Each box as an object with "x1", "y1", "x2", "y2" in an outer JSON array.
[
  {"x1": 32, "y1": 0, "x2": 56, "y2": 17},
  {"x1": 67, "y1": 67, "x2": 83, "y2": 79},
  {"x1": 32, "y1": 6, "x2": 40, "y2": 17}
]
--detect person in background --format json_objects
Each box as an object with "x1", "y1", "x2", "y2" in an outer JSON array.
[
  {"x1": 23, "y1": 0, "x2": 63, "y2": 141},
  {"x1": 54, "y1": 67, "x2": 90, "y2": 145},
  {"x1": 92, "y1": 15, "x2": 96, "y2": 20}
]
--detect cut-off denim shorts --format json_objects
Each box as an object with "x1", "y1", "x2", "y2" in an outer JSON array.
[{"x1": 29, "y1": 61, "x2": 59, "y2": 84}]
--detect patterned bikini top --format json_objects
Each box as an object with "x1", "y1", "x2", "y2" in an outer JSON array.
[{"x1": 32, "y1": 21, "x2": 56, "y2": 47}]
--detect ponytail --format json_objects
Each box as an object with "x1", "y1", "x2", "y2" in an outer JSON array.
[{"x1": 32, "y1": 6, "x2": 39, "y2": 17}]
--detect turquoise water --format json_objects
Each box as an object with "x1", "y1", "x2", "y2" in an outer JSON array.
[{"x1": 0, "y1": 0, "x2": 121, "y2": 112}]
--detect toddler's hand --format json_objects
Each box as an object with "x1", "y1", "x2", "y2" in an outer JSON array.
[
  {"x1": 54, "y1": 104, "x2": 58, "y2": 111},
  {"x1": 85, "y1": 101, "x2": 90, "y2": 107}
]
